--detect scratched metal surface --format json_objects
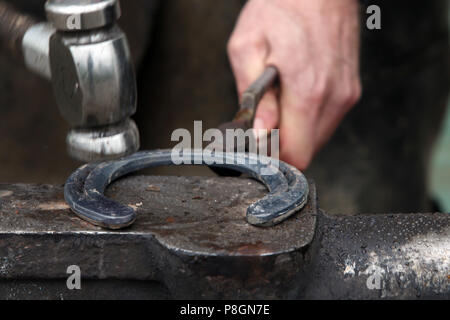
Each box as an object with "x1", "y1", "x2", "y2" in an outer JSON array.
[
  {"x1": 106, "y1": 176, "x2": 316, "y2": 256},
  {"x1": 305, "y1": 211, "x2": 450, "y2": 299},
  {"x1": 0, "y1": 176, "x2": 317, "y2": 256},
  {"x1": 0, "y1": 176, "x2": 317, "y2": 299},
  {"x1": 0, "y1": 177, "x2": 449, "y2": 299}
]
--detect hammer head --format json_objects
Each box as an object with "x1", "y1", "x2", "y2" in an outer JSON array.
[
  {"x1": 45, "y1": 0, "x2": 139, "y2": 162},
  {"x1": 49, "y1": 26, "x2": 136, "y2": 129},
  {"x1": 66, "y1": 119, "x2": 140, "y2": 162}
]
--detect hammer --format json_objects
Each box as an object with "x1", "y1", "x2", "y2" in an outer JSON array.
[{"x1": 0, "y1": 0, "x2": 139, "y2": 162}]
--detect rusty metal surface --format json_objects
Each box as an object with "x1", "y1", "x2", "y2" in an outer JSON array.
[
  {"x1": 306, "y1": 211, "x2": 450, "y2": 299},
  {"x1": 107, "y1": 176, "x2": 316, "y2": 256},
  {"x1": 0, "y1": 176, "x2": 317, "y2": 256},
  {"x1": 0, "y1": 177, "x2": 449, "y2": 299},
  {"x1": 0, "y1": 176, "x2": 316, "y2": 299}
]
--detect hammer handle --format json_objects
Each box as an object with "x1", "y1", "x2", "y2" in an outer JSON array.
[{"x1": 0, "y1": 1, "x2": 37, "y2": 62}]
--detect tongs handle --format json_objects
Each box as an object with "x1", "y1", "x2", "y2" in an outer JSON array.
[
  {"x1": 212, "y1": 66, "x2": 279, "y2": 176},
  {"x1": 233, "y1": 66, "x2": 279, "y2": 127},
  {"x1": 241, "y1": 65, "x2": 279, "y2": 115}
]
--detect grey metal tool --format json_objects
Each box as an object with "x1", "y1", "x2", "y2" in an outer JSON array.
[
  {"x1": 2, "y1": 180, "x2": 449, "y2": 299},
  {"x1": 212, "y1": 66, "x2": 279, "y2": 177},
  {"x1": 0, "y1": 0, "x2": 139, "y2": 162},
  {"x1": 64, "y1": 149, "x2": 309, "y2": 229},
  {"x1": 240, "y1": 65, "x2": 279, "y2": 123},
  {"x1": 219, "y1": 66, "x2": 279, "y2": 143}
]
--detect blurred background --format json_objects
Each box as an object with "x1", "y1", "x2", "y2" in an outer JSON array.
[
  {"x1": 423, "y1": 4, "x2": 450, "y2": 212},
  {"x1": 430, "y1": 105, "x2": 450, "y2": 211},
  {"x1": 0, "y1": 0, "x2": 449, "y2": 215}
]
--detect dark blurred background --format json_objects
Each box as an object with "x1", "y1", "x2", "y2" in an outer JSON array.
[{"x1": 0, "y1": 0, "x2": 449, "y2": 215}]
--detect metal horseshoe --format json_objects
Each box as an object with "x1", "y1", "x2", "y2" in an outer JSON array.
[{"x1": 64, "y1": 149, "x2": 309, "y2": 229}]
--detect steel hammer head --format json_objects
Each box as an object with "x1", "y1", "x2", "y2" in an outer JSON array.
[{"x1": 45, "y1": 0, "x2": 139, "y2": 162}]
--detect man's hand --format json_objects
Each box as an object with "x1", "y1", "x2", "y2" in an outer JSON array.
[{"x1": 228, "y1": 0, "x2": 362, "y2": 170}]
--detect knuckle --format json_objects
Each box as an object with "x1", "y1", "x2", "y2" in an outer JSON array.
[
  {"x1": 309, "y1": 91, "x2": 325, "y2": 107},
  {"x1": 289, "y1": 101, "x2": 312, "y2": 115},
  {"x1": 227, "y1": 37, "x2": 249, "y2": 55},
  {"x1": 307, "y1": 77, "x2": 328, "y2": 106},
  {"x1": 227, "y1": 36, "x2": 236, "y2": 51},
  {"x1": 228, "y1": 33, "x2": 265, "y2": 59},
  {"x1": 339, "y1": 79, "x2": 362, "y2": 109},
  {"x1": 289, "y1": 100, "x2": 319, "y2": 120},
  {"x1": 227, "y1": 36, "x2": 244, "y2": 57},
  {"x1": 293, "y1": 80, "x2": 327, "y2": 114},
  {"x1": 289, "y1": 76, "x2": 327, "y2": 117},
  {"x1": 227, "y1": 35, "x2": 248, "y2": 58}
]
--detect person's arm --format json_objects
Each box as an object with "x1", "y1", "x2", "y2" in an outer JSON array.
[{"x1": 228, "y1": 0, "x2": 362, "y2": 170}]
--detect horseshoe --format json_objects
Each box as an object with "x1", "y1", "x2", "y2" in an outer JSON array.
[{"x1": 64, "y1": 149, "x2": 309, "y2": 229}]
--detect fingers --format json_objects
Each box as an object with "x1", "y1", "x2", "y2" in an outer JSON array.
[
  {"x1": 315, "y1": 79, "x2": 362, "y2": 151},
  {"x1": 253, "y1": 89, "x2": 279, "y2": 131},
  {"x1": 228, "y1": 14, "x2": 280, "y2": 133},
  {"x1": 226, "y1": 0, "x2": 362, "y2": 172},
  {"x1": 228, "y1": 39, "x2": 269, "y2": 98},
  {"x1": 227, "y1": 4, "x2": 270, "y2": 98},
  {"x1": 278, "y1": 83, "x2": 320, "y2": 171}
]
